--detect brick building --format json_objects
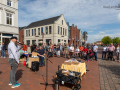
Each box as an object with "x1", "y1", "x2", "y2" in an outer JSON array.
[
  {"x1": 19, "y1": 26, "x2": 26, "y2": 43},
  {"x1": 69, "y1": 24, "x2": 80, "y2": 46}
]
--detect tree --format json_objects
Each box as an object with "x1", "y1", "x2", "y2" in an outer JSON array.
[
  {"x1": 102, "y1": 36, "x2": 112, "y2": 45},
  {"x1": 112, "y1": 37, "x2": 120, "y2": 44}
]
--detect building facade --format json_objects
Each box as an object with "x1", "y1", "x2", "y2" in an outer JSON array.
[
  {"x1": 19, "y1": 27, "x2": 26, "y2": 43},
  {"x1": 69, "y1": 24, "x2": 80, "y2": 46},
  {"x1": 79, "y1": 29, "x2": 84, "y2": 45},
  {"x1": 0, "y1": 0, "x2": 19, "y2": 45},
  {"x1": 24, "y1": 14, "x2": 68, "y2": 46}
]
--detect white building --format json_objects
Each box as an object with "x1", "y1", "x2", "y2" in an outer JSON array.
[
  {"x1": 79, "y1": 29, "x2": 83, "y2": 45},
  {"x1": 0, "y1": 0, "x2": 19, "y2": 45},
  {"x1": 24, "y1": 14, "x2": 68, "y2": 46}
]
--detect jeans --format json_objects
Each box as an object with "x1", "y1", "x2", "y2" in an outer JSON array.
[
  {"x1": 2, "y1": 50, "x2": 6, "y2": 57},
  {"x1": 38, "y1": 56, "x2": 44, "y2": 65},
  {"x1": 94, "y1": 52, "x2": 97, "y2": 60},
  {"x1": 102, "y1": 51, "x2": 106, "y2": 59},
  {"x1": 8, "y1": 58, "x2": 18, "y2": 85},
  {"x1": 116, "y1": 52, "x2": 119, "y2": 60}
]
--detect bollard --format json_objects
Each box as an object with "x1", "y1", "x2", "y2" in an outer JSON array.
[{"x1": 55, "y1": 80, "x2": 59, "y2": 90}]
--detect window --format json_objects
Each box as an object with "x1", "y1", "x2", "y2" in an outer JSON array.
[
  {"x1": 49, "y1": 26, "x2": 52, "y2": 34},
  {"x1": 32, "y1": 40, "x2": 36, "y2": 45},
  {"x1": 65, "y1": 29, "x2": 67, "y2": 36},
  {"x1": 61, "y1": 27, "x2": 62, "y2": 35},
  {"x1": 6, "y1": 13, "x2": 12, "y2": 25},
  {"x1": 29, "y1": 30, "x2": 30, "y2": 36},
  {"x1": 62, "y1": 20, "x2": 63, "y2": 25},
  {"x1": 7, "y1": 0, "x2": 11, "y2": 6},
  {"x1": 63, "y1": 28, "x2": 64, "y2": 35},
  {"x1": 32, "y1": 29, "x2": 34, "y2": 36},
  {"x1": 38, "y1": 28, "x2": 40, "y2": 35},
  {"x1": 64, "y1": 40, "x2": 66, "y2": 42},
  {"x1": 46, "y1": 26, "x2": 48, "y2": 34},
  {"x1": 41, "y1": 27, "x2": 43, "y2": 34},
  {"x1": 26, "y1": 30, "x2": 28, "y2": 36},
  {"x1": 26, "y1": 40, "x2": 30, "y2": 46},
  {"x1": 34, "y1": 29, "x2": 36, "y2": 35},
  {"x1": 58, "y1": 39, "x2": 60, "y2": 43},
  {"x1": 58, "y1": 26, "x2": 59, "y2": 34}
]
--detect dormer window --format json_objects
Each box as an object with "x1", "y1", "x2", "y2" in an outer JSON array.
[{"x1": 7, "y1": 0, "x2": 11, "y2": 6}]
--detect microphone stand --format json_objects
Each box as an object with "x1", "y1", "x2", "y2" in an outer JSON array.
[{"x1": 40, "y1": 56, "x2": 55, "y2": 90}]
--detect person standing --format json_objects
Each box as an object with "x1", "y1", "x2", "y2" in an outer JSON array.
[
  {"x1": 0, "y1": 44, "x2": 2, "y2": 57},
  {"x1": 54, "y1": 44, "x2": 56, "y2": 53},
  {"x1": 79, "y1": 45, "x2": 83, "y2": 58},
  {"x1": 2, "y1": 42, "x2": 6, "y2": 58},
  {"x1": 102, "y1": 45, "x2": 107, "y2": 59},
  {"x1": 23, "y1": 44, "x2": 28, "y2": 53},
  {"x1": 56, "y1": 43, "x2": 60, "y2": 58},
  {"x1": 116, "y1": 44, "x2": 120, "y2": 60},
  {"x1": 107, "y1": 43, "x2": 115, "y2": 60},
  {"x1": 37, "y1": 46, "x2": 45, "y2": 67},
  {"x1": 93, "y1": 43, "x2": 98, "y2": 61},
  {"x1": 8, "y1": 37, "x2": 21, "y2": 88},
  {"x1": 63, "y1": 43, "x2": 67, "y2": 58}
]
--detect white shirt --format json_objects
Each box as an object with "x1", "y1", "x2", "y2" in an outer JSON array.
[
  {"x1": 69, "y1": 46, "x2": 74, "y2": 52},
  {"x1": 116, "y1": 47, "x2": 119, "y2": 53},
  {"x1": 8, "y1": 41, "x2": 20, "y2": 63},
  {"x1": 93, "y1": 45, "x2": 98, "y2": 52},
  {"x1": 0, "y1": 45, "x2": 2, "y2": 51},
  {"x1": 75, "y1": 49, "x2": 80, "y2": 52},
  {"x1": 103, "y1": 47, "x2": 107, "y2": 52}
]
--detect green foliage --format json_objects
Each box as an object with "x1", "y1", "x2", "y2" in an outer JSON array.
[
  {"x1": 102, "y1": 36, "x2": 112, "y2": 45},
  {"x1": 112, "y1": 37, "x2": 120, "y2": 44}
]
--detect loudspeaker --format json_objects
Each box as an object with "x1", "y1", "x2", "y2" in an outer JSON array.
[{"x1": 31, "y1": 61, "x2": 39, "y2": 72}]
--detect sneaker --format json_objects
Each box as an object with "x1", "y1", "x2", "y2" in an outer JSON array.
[
  {"x1": 8, "y1": 81, "x2": 18, "y2": 86},
  {"x1": 11, "y1": 83, "x2": 21, "y2": 88},
  {"x1": 4, "y1": 57, "x2": 6, "y2": 58}
]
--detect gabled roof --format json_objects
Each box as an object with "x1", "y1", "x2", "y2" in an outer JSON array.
[
  {"x1": 19, "y1": 26, "x2": 27, "y2": 31},
  {"x1": 26, "y1": 15, "x2": 61, "y2": 29}
]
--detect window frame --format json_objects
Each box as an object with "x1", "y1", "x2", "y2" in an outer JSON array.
[
  {"x1": 38, "y1": 28, "x2": 40, "y2": 35},
  {"x1": 6, "y1": 13, "x2": 12, "y2": 25},
  {"x1": 63, "y1": 28, "x2": 64, "y2": 35},
  {"x1": 49, "y1": 26, "x2": 52, "y2": 34},
  {"x1": 61, "y1": 27, "x2": 62, "y2": 35},
  {"x1": 46, "y1": 26, "x2": 48, "y2": 34},
  {"x1": 58, "y1": 26, "x2": 60, "y2": 34},
  {"x1": 34, "y1": 29, "x2": 36, "y2": 36},
  {"x1": 7, "y1": 0, "x2": 12, "y2": 6},
  {"x1": 41, "y1": 27, "x2": 43, "y2": 34},
  {"x1": 32, "y1": 29, "x2": 34, "y2": 36}
]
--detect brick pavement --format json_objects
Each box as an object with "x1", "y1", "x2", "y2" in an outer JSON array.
[
  {"x1": 0, "y1": 56, "x2": 100, "y2": 90},
  {"x1": 98, "y1": 49, "x2": 120, "y2": 90}
]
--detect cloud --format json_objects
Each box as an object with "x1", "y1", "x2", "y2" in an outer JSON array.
[
  {"x1": 18, "y1": 0, "x2": 120, "y2": 28},
  {"x1": 118, "y1": 13, "x2": 120, "y2": 21},
  {"x1": 87, "y1": 30, "x2": 120, "y2": 43},
  {"x1": 99, "y1": 31, "x2": 105, "y2": 34},
  {"x1": 88, "y1": 31, "x2": 93, "y2": 32}
]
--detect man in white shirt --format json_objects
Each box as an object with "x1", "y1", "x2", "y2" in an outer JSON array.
[
  {"x1": 8, "y1": 37, "x2": 21, "y2": 88},
  {"x1": 93, "y1": 43, "x2": 98, "y2": 61}
]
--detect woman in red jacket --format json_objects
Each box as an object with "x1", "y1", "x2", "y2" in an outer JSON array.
[{"x1": 82, "y1": 46, "x2": 88, "y2": 60}]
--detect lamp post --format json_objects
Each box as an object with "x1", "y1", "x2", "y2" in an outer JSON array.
[{"x1": 42, "y1": 33, "x2": 44, "y2": 45}]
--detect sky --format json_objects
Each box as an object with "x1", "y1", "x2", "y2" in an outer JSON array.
[{"x1": 18, "y1": 0, "x2": 120, "y2": 43}]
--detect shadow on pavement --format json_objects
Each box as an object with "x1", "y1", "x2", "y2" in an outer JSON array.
[
  {"x1": 0, "y1": 71, "x2": 2, "y2": 74},
  {"x1": 99, "y1": 64, "x2": 120, "y2": 77},
  {"x1": 16, "y1": 69, "x2": 24, "y2": 81}
]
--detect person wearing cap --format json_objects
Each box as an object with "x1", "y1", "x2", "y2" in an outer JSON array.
[{"x1": 8, "y1": 37, "x2": 21, "y2": 88}]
